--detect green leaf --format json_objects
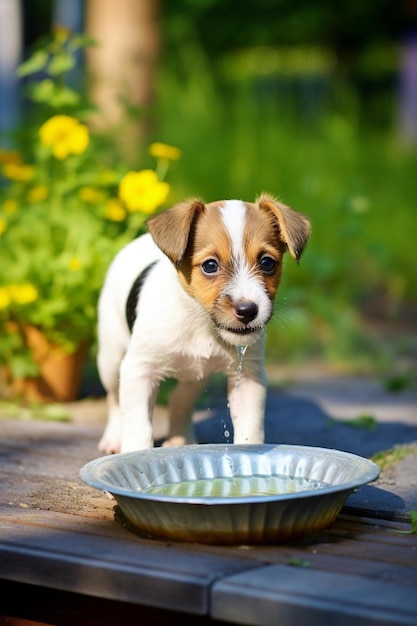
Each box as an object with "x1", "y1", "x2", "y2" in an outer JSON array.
[
  {"x1": 35, "y1": 404, "x2": 71, "y2": 422},
  {"x1": 17, "y1": 50, "x2": 48, "y2": 77},
  {"x1": 372, "y1": 444, "x2": 417, "y2": 470},
  {"x1": 287, "y1": 558, "x2": 311, "y2": 567},
  {"x1": 327, "y1": 414, "x2": 377, "y2": 430},
  {"x1": 410, "y1": 510, "x2": 417, "y2": 533},
  {"x1": 9, "y1": 354, "x2": 39, "y2": 379},
  {"x1": 28, "y1": 79, "x2": 55, "y2": 103},
  {"x1": 29, "y1": 80, "x2": 80, "y2": 107},
  {"x1": 0, "y1": 401, "x2": 70, "y2": 423},
  {"x1": 48, "y1": 85, "x2": 80, "y2": 108},
  {"x1": 47, "y1": 53, "x2": 75, "y2": 76},
  {"x1": 391, "y1": 510, "x2": 417, "y2": 535},
  {"x1": 384, "y1": 374, "x2": 411, "y2": 393},
  {"x1": 69, "y1": 34, "x2": 98, "y2": 52},
  {"x1": 348, "y1": 414, "x2": 378, "y2": 430}
]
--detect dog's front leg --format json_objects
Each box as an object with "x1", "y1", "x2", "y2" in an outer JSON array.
[
  {"x1": 118, "y1": 356, "x2": 159, "y2": 452},
  {"x1": 227, "y1": 372, "x2": 266, "y2": 445}
]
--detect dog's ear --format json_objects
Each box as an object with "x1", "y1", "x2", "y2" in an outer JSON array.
[
  {"x1": 257, "y1": 193, "x2": 311, "y2": 263},
  {"x1": 147, "y1": 198, "x2": 205, "y2": 266}
]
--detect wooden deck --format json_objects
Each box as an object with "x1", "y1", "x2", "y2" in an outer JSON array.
[{"x1": 0, "y1": 416, "x2": 416, "y2": 626}]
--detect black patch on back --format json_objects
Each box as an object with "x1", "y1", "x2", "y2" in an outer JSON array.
[{"x1": 125, "y1": 261, "x2": 158, "y2": 332}]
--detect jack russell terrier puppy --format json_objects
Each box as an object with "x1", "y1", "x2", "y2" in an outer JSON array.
[{"x1": 97, "y1": 193, "x2": 310, "y2": 454}]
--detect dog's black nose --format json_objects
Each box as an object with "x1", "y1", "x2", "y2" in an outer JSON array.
[{"x1": 235, "y1": 300, "x2": 258, "y2": 324}]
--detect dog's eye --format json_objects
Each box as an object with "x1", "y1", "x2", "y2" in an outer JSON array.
[
  {"x1": 260, "y1": 255, "x2": 278, "y2": 274},
  {"x1": 202, "y1": 259, "x2": 219, "y2": 274}
]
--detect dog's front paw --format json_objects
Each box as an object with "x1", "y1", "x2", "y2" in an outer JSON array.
[{"x1": 98, "y1": 430, "x2": 121, "y2": 455}]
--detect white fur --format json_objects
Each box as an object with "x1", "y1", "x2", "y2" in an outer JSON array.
[
  {"x1": 219, "y1": 200, "x2": 273, "y2": 341},
  {"x1": 97, "y1": 228, "x2": 268, "y2": 454},
  {"x1": 220, "y1": 200, "x2": 246, "y2": 256}
]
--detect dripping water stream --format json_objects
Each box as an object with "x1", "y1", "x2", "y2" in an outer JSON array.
[
  {"x1": 235, "y1": 344, "x2": 247, "y2": 389},
  {"x1": 223, "y1": 345, "x2": 248, "y2": 442}
]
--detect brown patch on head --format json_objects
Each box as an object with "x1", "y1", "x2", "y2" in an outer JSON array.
[
  {"x1": 241, "y1": 202, "x2": 287, "y2": 301},
  {"x1": 257, "y1": 193, "x2": 311, "y2": 263},
  {"x1": 147, "y1": 198, "x2": 205, "y2": 266},
  {"x1": 177, "y1": 201, "x2": 232, "y2": 308}
]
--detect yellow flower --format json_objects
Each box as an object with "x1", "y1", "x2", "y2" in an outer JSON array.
[
  {"x1": 104, "y1": 199, "x2": 126, "y2": 222},
  {"x1": 3, "y1": 199, "x2": 18, "y2": 214},
  {"x1": 28, "y1": 185, "x2": 48, "y2": 203},
  {"x1": 39, "y1": 115, "x2": 90, "y2": 160},
  {"x1": 149, "y1": 142, "x2": 181, "y2": 161},
  {"x1": 3, "y1": 162, "x2": 35, "y2": 182},
  {"x1": 0, "y1": 287, "x2": 11, "y2": 309},
  {"x1": 52, "y1": 24, "x2": 71, "y2": 43},
  {"x1": 68, "y1": 257, "x2": 82, "y2": 271},
  {"x1": 78, "y1": 187, "x2": 105, "y2": 204},
  {"x1": 9, "y1": 283, "x2": 38, "y2": 304},
  {"x1": 0, "y1": 218, "x2": 7, "y2": 235},
  {"x1": 119, "y1": 170, "x2": 169, "y2": 214}
]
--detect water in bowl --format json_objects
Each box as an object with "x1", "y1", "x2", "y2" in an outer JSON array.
[{"x1": 144, "y1": 474, "x2": 330, "y2": 498}]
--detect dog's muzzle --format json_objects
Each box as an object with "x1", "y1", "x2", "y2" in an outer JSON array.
[{"x1": 216, "y1": 322, "x2": 264, "y2": 346}]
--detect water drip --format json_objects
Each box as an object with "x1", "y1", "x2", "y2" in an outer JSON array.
[
  {"x1": 221, "y1": 418, "x2": 231, "y2": 442},
  {"x1": 235, "y1": 345, "x2": 247, "y2": 389}
]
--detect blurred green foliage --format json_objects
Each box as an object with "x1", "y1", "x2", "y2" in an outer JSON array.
[
  {"x1": 150, "y1": 3, "x2": 417, "y2": 373},
  {"x1": 16, "y1": 1, "x2": 417, "y2": 378}
]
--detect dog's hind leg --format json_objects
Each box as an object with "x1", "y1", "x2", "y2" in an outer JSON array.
[
  {"x1": 98, "y1": 390, "x2": 122, "y2": 454},
  {"x1": 97, "y1": 336, "x2": 126, "y2": 454},
  {"x1": 96, "y1": 283, "x2": 130, "y2": 453},
  {"x1": 163, "y1": 379, "x2": 207, "y2": 447}
]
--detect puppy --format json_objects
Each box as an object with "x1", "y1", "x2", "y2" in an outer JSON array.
[{"x1": 97, "y1": 193, "x2": 310, "y2": 454}]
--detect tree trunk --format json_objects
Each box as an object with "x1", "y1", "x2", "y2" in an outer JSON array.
[
  {"x1": 0, "y1": 0, "x2": 23, "y2": 139},
  {"x1": 85, "y1": 0, "x2": 160, "y2": 163}
]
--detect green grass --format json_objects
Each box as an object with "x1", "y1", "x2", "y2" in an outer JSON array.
[
  {"x1": 148, "y1": 45, "x2": 417, "y2": 374},
  {"x1": 371, "y1": 443, "x2": 417, "y2": 471}
]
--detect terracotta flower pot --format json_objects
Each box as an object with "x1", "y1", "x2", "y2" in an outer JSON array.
[{"x1": 9, "y1": 325, "x2": 88, "y2": 403}]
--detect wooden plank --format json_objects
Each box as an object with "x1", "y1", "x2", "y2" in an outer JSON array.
[
  {"x1": 0, "y1": 579, "x2": 235, "y2": 626},
  {"x1": 5, "y1": 503, "x2": 415, "y2": 588},
  {"x1": 219, "y1": 545, "x2": 417, "y2": 586},
  {"x1": 2, "y1": 417, "x2": 417, "y2": 625},
  {"x1": 330, "y1": 518, "x2": 417, "y2": 546},
  {"x1": 336, "y1": 513, "x2": 413, "y2": 532},
  {"x1": 0, "y1": 506, "x2": 259, "y2": 615},
  {"x1": 179, "y1": 515, "x2": 417, "y2": 578},
  {"x1": 302, "y1": 534, "x2": 417, "y2": 567},
  {"x1": 212, "y1": 564, "x2": 417, "y2": 626}
]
